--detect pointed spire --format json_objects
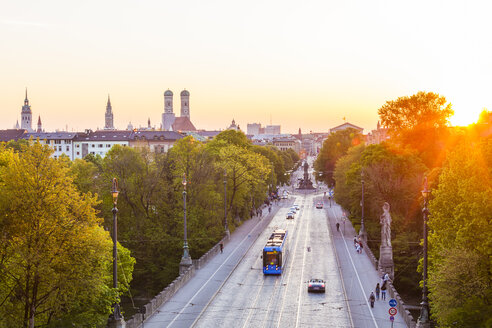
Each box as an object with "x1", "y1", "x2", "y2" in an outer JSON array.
[
  {"x1": 107, "y1": 94, "x2": 111, "y2": 106},
  {"x1": 24, "y1": 88, "x2": 29, "y2": 105},
  {"x1": 38, "y1": 115, "x2": 42, "y2": 125}
]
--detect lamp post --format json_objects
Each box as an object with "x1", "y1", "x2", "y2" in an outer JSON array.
[
  {"x1": 179, "y1": 173, "x2": 192, "y2": 274},
  {"x1": 359, "y1": 170, "x2": 367, "y2": 243},
  {"x1": 108, "y1": 178, "x2": 124, "y2": 327},
  {"x1": 417, "y1": 177, "x2": 431, "y2": 328},
  {"x1": 224, "y1": 170, "x2": 230, "y2": 237}
]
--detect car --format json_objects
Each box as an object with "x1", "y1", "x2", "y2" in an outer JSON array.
[
  {"x1": 289, "y1": 206, "x2": 297, "y2": 213},
  {"x1": 286, "y1": 212, "x2": 294, "y2": 219},
  {"x1": 308, "y1": 279, "x2": 326, "y2": 293},
  {"x1": 281, "y1": 195, "x2": 288, "y2": 199},
  {"x1": 293, "y1": 204, "x2": 300, "y2": 210},
  {"x1": 316, "y1": 202, "x2": 323, "y2": 209}
]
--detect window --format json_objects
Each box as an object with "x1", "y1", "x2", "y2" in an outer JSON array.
[
  {"x1": 66, "y1": 146, "x2": 69, "y2": 151},
  {"x1": 58, "y1": 146, "x2": 62, "y2": 151},
  {"x1": 91, "y1": 144, "x2": 95, "y2": 148},
  {"x1": 76, "y1": 151, "x2": 80, "y2": 156},
  {"x1": 106, "y1": 144, "x2": 111, "y2": 148},
  {"x1": 76, "y1": 144, "x2": 80, "y2": 148},
  {"x1": 90, "y1": 151, "x2": 95, "y2": 155},
  {"x1": 98, "y1": 144, "x2": 103, "y2": 148},
  {"x1": 54, "y1": 140, "x2": 61, "y2": 144}
]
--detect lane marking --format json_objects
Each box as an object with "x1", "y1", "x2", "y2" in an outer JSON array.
[
  {"x1": 275, "y1": 195, "x2": 305, "y2": 327},
  {"x1": 332, "y1": 207, "x2": 379, "y2": 328},
  {"x1": 295, "y1": 194, "x2": 311, "y2": 328},
  {"x1": 165, "y1": 214, "x2": 272, "y2": 327}
]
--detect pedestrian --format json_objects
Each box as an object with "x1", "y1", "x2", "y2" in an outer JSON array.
[
  {"x1": 219, "y1": 242, "x2": 223, "y2": 253},
  {"x1": 369, "y1": 291, "x2": 376, "y2": 308},
  {"x1": 381, "y1": 280, "x2": 387, "y2": 300},
  {"x1": 375, "y1": 283, "x2": 380, "y2": 300},
  {"x1": 355, "y1": 243, "x2": 361, "y2": 254},
  {"x1": 336, "y1": 222, "x2": 340, "y2": 232},
  {"x1": 268, "y1": 206, "x2": 271, "y2": 213},
  {"x1": 353, "y1": 236, "x2": 357, "y2": 246},
  {"x1": 359, "y1": 242, "x2": 363, "y2": 254}
]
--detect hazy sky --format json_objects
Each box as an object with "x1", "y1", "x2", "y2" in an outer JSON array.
[{"x1": 2, "y1": 0, "x2": 491, "y2": 133}]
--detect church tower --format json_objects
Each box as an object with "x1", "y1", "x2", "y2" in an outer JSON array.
[
  {"x1": 180, "y1": 89, "x2": 190, "y2": 118},
  {"x1": 162, "y1": 89, "x2": 176, "y2": 131},
  {"x1": 21, "y1": 89, "x2": 33, "y2": 132},
  {"x1": 37, "y1": 115, "x2": 42, "y2": 133},
  {"x1": 104, "y1": 95, "x2": 115, "y2": 130}
]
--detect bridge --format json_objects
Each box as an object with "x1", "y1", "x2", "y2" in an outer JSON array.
[{"x1": 132, "y1": 166, "x2": 412, "y2": 328}]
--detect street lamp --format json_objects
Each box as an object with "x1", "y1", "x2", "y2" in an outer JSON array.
[
  {"x1": 179, "y1": 173, "x2": 192, "y2": 274},
  {"x1": 417, "y1": 177, "x2": 431, "y2": 328},
  {"x1": 359, "y1": 170, "x2": 367, "y2": 243},
  {"x1": 224, "y1": 170, "x2": 229, "y2": 237},
  {"x1": 109, "y1": 178, "x2": 124, "y2": 326}
]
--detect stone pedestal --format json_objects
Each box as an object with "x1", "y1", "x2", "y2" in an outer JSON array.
[
  {"x1": 179, "y1": 256, "x2": 193, "y2": 275},
  {"x1": 107, "y1": 316, "x2": 126, "y2": 328},
  {"x1": 378, "y1": 246, "x2": 394, "y2": 279}
]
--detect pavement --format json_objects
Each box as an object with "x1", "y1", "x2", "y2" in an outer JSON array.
[{"x1": 325, "y1": 201, "x2": 407, "y2": 328}]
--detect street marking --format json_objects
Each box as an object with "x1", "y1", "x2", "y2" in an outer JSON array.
[
  {"x1": 295, "y1": 196, "x2": 311, "y2": 327},
  {"x1": 335, "y1": 207, "x2": 379, "y2": 328},
  {"x1": 165, "y1": 215, "x2": 269, "y2": 327}
]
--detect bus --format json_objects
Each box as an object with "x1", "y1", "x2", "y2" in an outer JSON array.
[{"x1": 263, "y1": 229, "x2": 288, "y2": 275}]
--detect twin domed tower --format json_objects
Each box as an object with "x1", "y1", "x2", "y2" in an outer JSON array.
[{"x1": 162, "y1": 89, "x2": 194, "y2": 131}]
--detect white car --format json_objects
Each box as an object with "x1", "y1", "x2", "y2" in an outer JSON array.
[
  {"x1": 293, "y1": 204, "x2": 300, "y2": 210},
  {"x1": 286, "y1": 212, "x2": 295, "y2": 219},
  {"x1": 289, "y1": 206, "x2": 297, "y2": 213}
]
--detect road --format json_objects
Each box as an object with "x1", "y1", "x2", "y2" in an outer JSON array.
[{"x1": 193, "y1": 193, "x2": 351, "y2": 328}]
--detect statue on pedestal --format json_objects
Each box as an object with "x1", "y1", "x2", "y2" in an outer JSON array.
[
  {"x1": 378, "y1": 202, "x2": 394, "y2": 279},
  {"x1": 380, "y1": 202, "x2": 392, "y2": 247}
]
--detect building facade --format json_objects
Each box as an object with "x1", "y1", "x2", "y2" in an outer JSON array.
[
  {"x1": 104, "y1": 95, "x2": 115, "y2": 130},
  {"x1": 162, "y1": 89, "x2": 196, "y2": 132},
  {"x1": 21, "y1": 89, "x2": 33, "y2": 132}
]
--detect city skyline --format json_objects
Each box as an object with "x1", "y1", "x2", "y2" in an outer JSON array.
[{"x1": 2, "y1": 0, "x2": 491, "y2": 133}]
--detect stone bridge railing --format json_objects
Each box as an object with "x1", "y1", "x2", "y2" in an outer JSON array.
[{"x1": 124, "y1": 234, "x2": 230, "y2": 328}]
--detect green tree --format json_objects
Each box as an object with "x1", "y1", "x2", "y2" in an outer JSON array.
[
  {"x1": 0, "y1": 143, "x2": 134, "y2": 327},
  {"x1": 428, "y1": 139, "x2": 492, "y2": 327},
  {"x1": 378, "y1": 91, "x2": 454, "y2": 167},
  {"x1": 315, "y1": 128, "x2": 363, "y2": 185}
]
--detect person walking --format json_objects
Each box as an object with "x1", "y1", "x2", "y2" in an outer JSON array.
[
  {"x1": 359, "y1": 242, "x2": 363, "y2": 254},
  {"x1": 375, "y1": 283, "x2": 380, "y2": 300},
  {"x1": 369, "y1": 292, "x2": 376, "y2": 308},
  {"x1": 336, "y1": 222, "x2": 340, "y2": 232},
  {"x1": 355, "y1": 242, "x2": 361, "y2": 254},
  {"x1": 381, "y1": 280, "x2": 387, "y2": 300},
  {"x1": 219, "y1": 242, "x2": 224, "y2": 253}
]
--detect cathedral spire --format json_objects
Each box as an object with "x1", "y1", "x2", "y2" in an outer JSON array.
[
  {"x1": 104, "y1": 95, "x2": 114, "y2": 130},
  {"x1": 24, "y1": 88, "x2": 29, "y2": 105},
  {"x1": 37, "y1": 115, "x2": 42, "y2": 133}
]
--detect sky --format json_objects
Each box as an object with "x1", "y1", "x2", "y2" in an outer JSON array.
[{"x1": 1, "y1": 0, "x2": 491, "y2": 134}]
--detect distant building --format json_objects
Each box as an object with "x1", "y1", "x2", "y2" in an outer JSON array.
[
  {"x1": 329, "y1": 122, "x2": 363, "y2": 134},
  {"x1": 265, "y1": 125, "x2": 281, "y2": 134},
  {"x1": 0, "y1": 129, "x2": 28, "y2": 142},
  {"x1": 36, "y1": 116, "x2": 43, "y2": 133},
  {"x1": 23, "y1": 131, "x2": 78, "y2": 160},
  {"x1": 247, "y1": 123, "x2": 261, "y2": 135},
  {"x1": 227, "y1": 119, "x2": 240, "y2": 131},
  {"x1": 272, "y1": 136, "x2": 301, "y2": 153},
  {"x1": 130, "y1": 130, "x2": 183, "y2": 153},
  {"x1": 104, "y1": 95, "x2": 115, "y2": 130},
  {"x1": 20, "y1": 89, "x2": 33, "y2": 132},
  {"x1": 366, "y1": 121, "x2": 390, "y2": 145},
  {"x1": 73, "y1": 130, "x2": 131, "y2": 159},
  {"x1": 162, "y1": 89, "x2": 196, "y2": 132}
]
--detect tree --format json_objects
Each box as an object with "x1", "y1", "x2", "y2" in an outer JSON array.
[
  {"x1": 314, "y1": 128, "x2": 363, "y2": 185},
  {"x1": 428, "y1": 139, "x2": 492, "y2": 327},
  {"x1": 0, "y1": 143, "x2": 134, "y2": 327},
  {"x1": 378, "y1": 91, "x2": 454, "y2": 167}
]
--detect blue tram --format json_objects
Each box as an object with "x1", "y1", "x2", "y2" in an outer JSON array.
[{"x1": 263, "y1": 229, "x2": 288, "y2": 275}]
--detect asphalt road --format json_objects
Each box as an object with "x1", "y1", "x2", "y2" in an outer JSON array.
[{"x1": 193, "y1": 193, "x2": 351, "y2": 328}]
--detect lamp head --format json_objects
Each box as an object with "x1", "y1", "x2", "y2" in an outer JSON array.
[
  {"x1": 422, "y1": 176, "x2": 430, "y2": 199},
  {"x1": 182, "y1": 173, "x2": 187, "y2": 189},
  {"x1": 111, "y1": 178, "x2": 119, "y2": 205}
]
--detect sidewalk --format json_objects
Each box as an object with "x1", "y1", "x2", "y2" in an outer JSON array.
[{"x1": 326, "y1": 202, "x2": 409, "y2": 328}]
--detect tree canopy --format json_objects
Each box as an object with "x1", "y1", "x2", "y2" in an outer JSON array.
[{"x1": 0, "y1": 142, "x2": 134, "y2": 327}]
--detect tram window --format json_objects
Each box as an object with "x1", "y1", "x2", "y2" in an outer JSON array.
[{"x1": 264, "y1": 251, "x2": 278, "y2": 266}]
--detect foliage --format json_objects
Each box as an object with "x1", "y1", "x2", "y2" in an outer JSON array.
[
  {"x1": 0, "y1": 143, "x2": 134, "y2": 327},
  {"x1": 314, "y1": 128, "x2": 363, "y2": 185},
  {"x1": 377, "y1": 91, "x2": 454, "y2": 168},
  {"x1": 428, "y1": 139, "x2": 492, "y2": 327}
]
